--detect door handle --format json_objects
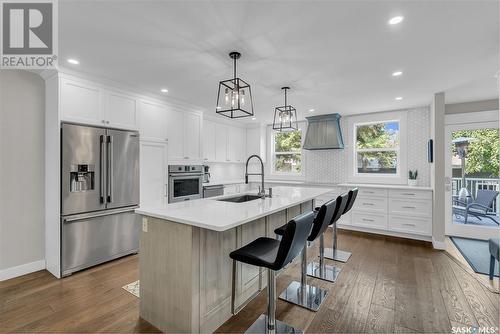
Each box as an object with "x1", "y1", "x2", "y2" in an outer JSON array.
[
  {"x1": 107, "y1": 135, "x2": 114, "y2": 203},
  {"x1": 99, "y1": 135, "x2": 105, "y2": 204}
]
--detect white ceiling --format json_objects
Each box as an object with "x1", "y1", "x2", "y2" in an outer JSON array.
[{"x1": 59, "y1": 0, "x2": 499, "y2": 123}]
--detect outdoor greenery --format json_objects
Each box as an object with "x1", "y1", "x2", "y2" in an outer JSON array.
[
  {"x1": 452, "y1": 129, "x2": 499, "y2": 178},
  {"x1": 274, "y1": 130, "x2": 302, "y2": 173},
  {"x1": 356, "y1": 123, "x2": 398, "y2": 149},
  {"x1": 356, "y1": 122, "x2": 399, "y2": 174}
]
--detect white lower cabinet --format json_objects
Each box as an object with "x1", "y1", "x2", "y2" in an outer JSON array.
[
  {"x1": 388, "y1": 215, "x2": 431, "y2": 236},
  {"x1": 140, "y1": 141, "x2": 168, "y2": 207},
  {"x1": 339, "y1": 185, "x2": 433, "y2": 238},
  {"x1": 352, "y1": 212, "x2": 387, "y2": 230}
]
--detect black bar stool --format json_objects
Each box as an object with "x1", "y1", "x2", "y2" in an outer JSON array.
[
  {"x1": 273, "y1": 199, "x2": 336, "y2": 311},
  {"x1": 324, "y1": 188, "x2": 358, "y2": 263},
  {"x1": 230, "y1": 211, "x2": 314, "y2": 334},
  {"x1": 306, "y1": 196, "x2": 345, "y2": 283}
]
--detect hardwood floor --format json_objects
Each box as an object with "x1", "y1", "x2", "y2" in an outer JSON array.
[{"x1": 1, "y1": 230, "x2": 498, "y2": 333}]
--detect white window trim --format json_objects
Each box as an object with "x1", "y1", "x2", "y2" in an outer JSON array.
[
  {"x1": 347, "y1": 111, "x2": 408, "y2": 185},
  {"x1": 267, "y1": 122, "x2": 306, "y2": 181}
]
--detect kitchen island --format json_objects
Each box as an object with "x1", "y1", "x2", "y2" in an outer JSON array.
[{"x1": 136, "y1": 186, "x2": 334, "y2": 333}]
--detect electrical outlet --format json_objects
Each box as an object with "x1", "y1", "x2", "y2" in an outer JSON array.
[{"x1": 142, "y1": 218, "x2": 148, "y2": 232}]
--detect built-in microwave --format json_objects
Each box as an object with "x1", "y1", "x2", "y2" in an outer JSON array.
[{"x1": 168, "y1": 165, "x2": 204, "y2": 203}]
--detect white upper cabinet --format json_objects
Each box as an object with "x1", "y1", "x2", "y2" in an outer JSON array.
[
  {"x1": 183, "y1": 112, "x2": 202, "y2": 160},
  {"x1": 227, "y1": 126, "x2": 246, "y2": 163},
  {"x1": 166, "y1": 109, "x2": 184, "y2": 159},
  {"x1": 246, "y1": 126, "x2": 266, "y2": 162},
  {"x1": 105, "y1": 92, "x2": 138, "y2": 130},
  {"x1": 60, "y1": 77, "x2": 139, "y2": 130},
  {"x1": 205, "y1": 120, "x2": 247, "y2": 163},
  {"x1": 202, "y1": 119, "x2": 217, "y2": 162},
  {"x1": 139, "y1": 101, "x2": 167, "y2": 141},
  {"x1": 215, "y1": 123, "x2": 229, "y2": 162},
  {"x1": 60, "y1": 78, "x2": 102, "y2": 125}
]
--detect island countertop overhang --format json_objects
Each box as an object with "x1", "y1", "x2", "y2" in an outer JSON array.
[{"x1": 136, "y1": 186, "x2": 335, "y2": 232}]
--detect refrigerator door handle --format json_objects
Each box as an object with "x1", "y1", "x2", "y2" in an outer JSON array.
[
  {"x1": 99, "y1": 135, "x2": 105, "y2": 203},
  {"x1": 107, "y1": 135, "x2": 114, "y2": 203}
]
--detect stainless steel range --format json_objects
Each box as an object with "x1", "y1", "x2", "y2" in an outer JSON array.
[
  {"x1": 61, "y1": 123, "x2": 140, "y2": 276},
  {"x1": 168, "y1": 165, "x2": 203, "y2": 203}
]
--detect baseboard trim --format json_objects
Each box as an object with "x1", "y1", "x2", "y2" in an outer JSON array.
[
  {"x1": 432, "y1": 237, "x2": 447, "y2": 250},
  {"x1": 0, "y1": 259, "x2": 46, "y2": 281}
]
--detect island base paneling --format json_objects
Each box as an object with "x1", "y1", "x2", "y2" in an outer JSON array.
[{"x1": 139, "y1": 201, "x2": 312, "y2": 333}]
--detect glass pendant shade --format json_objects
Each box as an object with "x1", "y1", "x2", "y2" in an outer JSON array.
[
  {"x1": 216, "y1": 52, "x2": 254, "y2": 118},
  {"x1": 273, "y1": 87, "x2": 298, "y2": 131}
]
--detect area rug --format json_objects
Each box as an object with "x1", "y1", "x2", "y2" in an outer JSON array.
[
  {"x1": 450, "y1": 237, "x2": 499, "y2": 277},
  {"x1": 122, "y1": 280, "x2": 140, "y2": 297}
]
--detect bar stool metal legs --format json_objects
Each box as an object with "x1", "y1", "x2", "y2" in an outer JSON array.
[
  {"x1": 246, "y1": 268, "x2": 303, "y2": 334},
  {"x1": 323, "y1": 222, "x2": 352, "y2": 263},
  {"x1": 307, "y1": 234, "x2": 341, "y2": 282},
  {"x1": 278, "y1": 243, "x2": 328, "y2": 311}
]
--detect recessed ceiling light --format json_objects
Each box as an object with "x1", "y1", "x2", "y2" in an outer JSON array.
[
  {"x1": 160, "y1": 88, "x2": 168, "y2": 93},
  {"x1": 308, "y1": 109, "x2": 315, "y2": 112},
  {"x1": 395, "y1": 96, "x2": 403, "y2": 101},
  {"x1": 216, "y1": 106, "x2": 222, "y2": 110},
  {"x1": 251, "y1": 117, "x2": 256, "y2": 120},
  {"x1": 67, "y1": 58, "x2": 79, "y2": 65},
  {"x1": 388, "y1": 16, "x2": 404, "y2": 25},
  {"x1": 392, "y1": 71, "x2": 403, "y2": 77}
]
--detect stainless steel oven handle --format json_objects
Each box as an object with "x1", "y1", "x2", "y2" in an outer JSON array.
[{"x1": 99, "y1": 135, "x2": 105, "y2": 203}]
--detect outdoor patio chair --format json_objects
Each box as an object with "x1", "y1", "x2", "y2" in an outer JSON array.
[{"x1": 453, "y1": 189, "x2": 499, "y2": 225}]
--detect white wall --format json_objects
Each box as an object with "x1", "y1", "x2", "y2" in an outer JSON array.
[
  {"x1": 0, "y1": 71, "x2": 46, "y2": 279},
  {"x1": 206, "y1": 162, "x2": 245, "y2": 181},
  {"x1": 303, "y1": 107, "x2": 432, "y2": 186}
]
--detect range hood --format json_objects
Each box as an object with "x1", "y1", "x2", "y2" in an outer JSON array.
[{"x1": 303, "y1": 114, "x2": 344, "y2": 150}]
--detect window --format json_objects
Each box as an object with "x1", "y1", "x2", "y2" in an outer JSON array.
[
  {"x1": 354, "y1": 121, "x2": 400, "y2": 175},
  {"x1": 272, "y1": 130, "x2": 302, "y2": 174}
]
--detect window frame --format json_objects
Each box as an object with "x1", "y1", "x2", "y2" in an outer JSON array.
[
  {"x1": 353, "y1": 119, "x2": 401, "y2": 177},
  {"x1": 268, "y1": 122, "x2": 305, "y2": 179},
  {"x1": 347, "y1": 111, "x2": 407, "y2": 185}
]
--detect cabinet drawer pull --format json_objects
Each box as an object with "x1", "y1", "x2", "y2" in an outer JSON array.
[
  {"x1": 362, "y1": 218, "x2": 374, "y2": 222},
  {"x1": 402, "y1": 206, "x2": 416, "y2": 209},
  {"x1": 363, "y1": 191, "x2": 375, "y2": 194},
  {"x1": 362, "y1": 202, "x2": 374, "y2": 206},
  {"x1": 402, "y1": 193, "x2": 416, "y2": 196},
  {"x1": 184, "y1": 157, "x2": 189, "y2": 159},
  {"x1": 402, "y1": 223, "x2": 416, "y2": 227}
]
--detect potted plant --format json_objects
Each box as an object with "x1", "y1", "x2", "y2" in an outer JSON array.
[{"x1": 408, "y1": 170, "x2": 418, "y2": 186}]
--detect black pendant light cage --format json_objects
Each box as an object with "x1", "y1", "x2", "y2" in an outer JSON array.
[
  {"x1": 273, "y1": 87, "x2": 298, "y2": 131},
  {"x1": 216, "y1": 52, "x2": 254, "y2": 118}
]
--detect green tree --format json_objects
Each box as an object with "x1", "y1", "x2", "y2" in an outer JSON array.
[{"x1": 452, "y1": 129, "x2": 499, "y2": 178}]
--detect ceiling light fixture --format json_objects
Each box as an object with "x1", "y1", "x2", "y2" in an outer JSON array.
[
  {"x1": 395, "y1": 96, "x2": 403, "y2": 101},
  {"x1": 392, "y1": 71, "x2": 403, "y2": 76},
  {"x1": 388, "y1": 16, "x2": 404, "y2": 25},
  {"x1": 161, "y1": 88, "x2": 168, "y2": 93},
  {"x1": 308, "y1": 109, "x2": 315, "y2": 112},
  {"x1": 216, "y1": 51, "x2": 254, "y2": 118},
  {"x1": 251, "y1": 117, "x2": 256, "y2": 120},
  {"x1": 67, "y1": 58, "x2": 79, "y2": 65},
  {"x1": 273, "y1": 87, "x2": 298, "y2": 132}
]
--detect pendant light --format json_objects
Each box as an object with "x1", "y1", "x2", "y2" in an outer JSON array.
[
  {"x1": 273, "y1": 87, "x2": 298, "y2": 131},
  {"x1": 216, "y1": 51, "x2": 254, "y2": 118}
]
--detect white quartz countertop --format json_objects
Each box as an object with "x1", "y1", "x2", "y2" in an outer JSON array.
[
  {"x1": 136, "y1": 186, "x2": 333, "y2": 232},
  {"x1": 338, "y1": 183, "x2": 433, "y2": 191},
  {"x1": 203, "y1": 179, "x2": 246, "y2": 187}
]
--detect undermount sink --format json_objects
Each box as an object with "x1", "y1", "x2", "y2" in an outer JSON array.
[{"x1": 216, "y1": 194, "x2": 263, "y2": 203}]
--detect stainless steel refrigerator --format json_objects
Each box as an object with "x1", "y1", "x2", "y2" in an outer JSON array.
[{"x1": 61, "y1": 123, "x2": 140, "y2": 276}]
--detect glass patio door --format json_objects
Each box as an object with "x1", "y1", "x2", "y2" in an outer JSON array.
[{"x1": 445, "y1": 120, "x2": 500, "y2": 240}]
